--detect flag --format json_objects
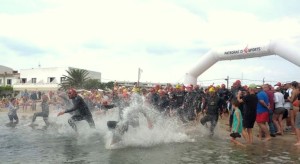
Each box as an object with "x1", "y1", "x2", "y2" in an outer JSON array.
[{"x1": 243, "y1": 45, "x2": 248, "y2": 54}]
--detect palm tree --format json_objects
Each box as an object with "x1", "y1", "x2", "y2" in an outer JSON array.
[{"x1": 60, "y1": 68, "x2": 90, "y2": 89}]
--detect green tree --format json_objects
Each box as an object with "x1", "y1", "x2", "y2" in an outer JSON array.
[
  {"x1": 105, "y1": 81, "x2": 114, "y2": 90},
  {"x1": 83, "y1": 79, "x2": 101, "y2": 90},
  {"x1": 0, "y1": 85, "x2": 13, "y2": 97},
  {"x1": 60, "y1": 68, "x2": 90, "y2": 89},
  {"x1": 83, "y1": 80, "x2": 115, "y2": 91}
]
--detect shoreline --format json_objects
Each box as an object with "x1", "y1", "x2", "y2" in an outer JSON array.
[
  {"x1": 217, "y1": 114, "x2": 297, "y2": 144},
  {"x1": 1, "y1": 107, "x2": 297, "y2": 146}
]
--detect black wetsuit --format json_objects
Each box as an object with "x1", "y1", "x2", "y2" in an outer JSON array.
[
  {"x1": 181, "y1": 91, "x2": 196, "y2": 121},
  {"x1": 32, "y1": 101, "x2": 50, "y2": 127},
  {"x1": 200, "y1": 95, "x2": 222, "y2": 135},
  {"x1": 157, "y1": 95, "x2": 169, "y2": 113},
  {"x1": 150, "y1": 92, "x2": 159, "y2": 108},
  {"x1": 64, "y1": 95, "x2": 95, "y2": 132}
]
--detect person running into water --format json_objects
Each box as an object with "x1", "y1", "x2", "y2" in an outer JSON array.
[
  {"x1": 29, "y1": 95, "x2": 50, "y2": 129},
  {"x1": 200, "y1": 87, "x2": 222, "y2": 136},
  {"x1": 5, "y1": 98, "x2": 19, "y2": 126},
  {"x1": 108, "y1": 93, "x2": 153, "y2": 145},
  {"x1": 57, "y1": 88, "x2": 96, "y2": 133},
  {"x1": 230, "y1": 99, "x2": 245, "y2": 147}
]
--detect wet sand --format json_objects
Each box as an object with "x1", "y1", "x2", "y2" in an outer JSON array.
[{"x1": 217, "y1": 114, "x2": 297, "y2": 144}]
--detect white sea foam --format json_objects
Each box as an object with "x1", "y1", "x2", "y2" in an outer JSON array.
[{"x1": 97, "y1": 94, "x2": 196, "y2": 149}]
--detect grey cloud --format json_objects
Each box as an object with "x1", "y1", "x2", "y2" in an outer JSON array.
[
  {"x1": 0, "y1": 37, "x2": 44, "y2": 56},
  {"x1": 187, "y1": 48, "x2": 210, "y2": 55},
  {"x1": 0, "y1": 0, "x2": 53, "y2": 14}
]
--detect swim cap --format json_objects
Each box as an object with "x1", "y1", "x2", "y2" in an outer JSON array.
[{"x1": 208, "y1": 87, "x2": 215, "y2": 92}]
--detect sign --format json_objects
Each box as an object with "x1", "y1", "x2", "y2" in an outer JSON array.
[{"x1": 224, "y1": 45, "x2": 261, "y2": 55}]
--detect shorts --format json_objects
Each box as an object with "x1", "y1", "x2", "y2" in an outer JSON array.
[
  {"x1": 274, "y1": 107, "x2": 285, "y2": 115},
  {"x1": 295, "y1": 112, "x2": 300, "y2": 129},
  {"x1": 293, "y1": 100, "x2": 299, "y2": 107},
  {"x1": 243, "y1": 114, "x2": 256, "y2": 128},
  {"x1": 256, "y1": 112, "x2": 269, "y2": 123}
]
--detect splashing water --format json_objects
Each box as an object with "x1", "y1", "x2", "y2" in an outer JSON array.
[{"x1": 97, "y1": 94, "x2": 196, "y2": 149}]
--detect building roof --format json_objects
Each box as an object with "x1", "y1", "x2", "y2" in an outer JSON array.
[{"x1": 0, "y1": 65, "x2": 14, "y2": 74}]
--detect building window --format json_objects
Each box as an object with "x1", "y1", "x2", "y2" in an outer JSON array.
[
  {"x1": 21, "y1": 78, "x2": 27, "y2": 83},
  {"x1": 60, "y1": 77, "x2": 66, "y2": 83},
  {"x1": 32, "y1": 78, "x2": 37, "y2": 83},
  {"x1": 48, "y1": 77, "x2": 55, "y2": 83},
  {"x1": 7, "y1": 79, "x2": 12, "y2": 85}
]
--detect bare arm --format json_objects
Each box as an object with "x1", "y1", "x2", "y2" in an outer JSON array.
[
  {"x1": 236, "y1": 91, "x2": 244, "y2": 103},
  {"x1": 289, "y1": 88, "x2": 299, "y2": 102},
  {"x1": 259, "y1": 100, "x2": 270, "y2": 109}
]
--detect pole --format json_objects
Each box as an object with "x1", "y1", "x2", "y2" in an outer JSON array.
[
  {"x1": 227, "y1": 76, "x2": 229, "y2": 89},
  {"x1": 225, "y1": 75, "x2": 229, "y2": 89},
  {"x1": 4, "y1": 72, "x2": 7, "y2": 86},
  {"x1": 137, "y1": 68, "x2": 140, "y2": 87}
]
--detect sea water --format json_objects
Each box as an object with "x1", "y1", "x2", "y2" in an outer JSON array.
[{"x1": 0, "y1": 105, "x2": 300, "y2": 164}]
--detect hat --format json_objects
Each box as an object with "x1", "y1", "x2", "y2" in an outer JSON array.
[
  {"x1": 248, "y1": 83, "x2": 257, "y2": 89},
  {"x1": 274, "y1": 86, "x2": 280, "y2": 90},
  {"x1": 208, "y1": 87, "x2": 215, "y2": 92},
  {"x1": 274, "y1": 82, "x2": 281, "y2": 87}
]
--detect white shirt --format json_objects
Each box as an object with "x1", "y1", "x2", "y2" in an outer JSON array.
[{"x1": 274, "y1": 91, "x2": 284, "y2": 108}]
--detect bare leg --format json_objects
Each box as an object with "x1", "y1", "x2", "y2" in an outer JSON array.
[
  {"x1": 248, "y1": 128, "x2": 253, "y2": 144},
  {"x1": 290, "y1": 108, "x2": 296, "y2": 134},
  {"x1": 278, "y1": 114, "x2": 284, "y2": 134},
  {"x1": 230, "y1": 138, "x2": 246, "y2": 147},
  {"x1": 258, "y1": 123, "x2": 271, "y2": 141},
  {"x1": 242, "y1": 128, "x2": 249, "y2": 143},
  {"x1": 273, "y1": 114, "x2": 281, "y2": 134},
  {"x1": 294, "y1": 128, "x2": 300, "y2": 146}
]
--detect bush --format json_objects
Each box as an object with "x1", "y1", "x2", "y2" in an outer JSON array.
[{"x1": 0, "y1": 85, "x2": 13, "y2": 97}]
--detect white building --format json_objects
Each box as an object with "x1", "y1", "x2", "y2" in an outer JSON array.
[
  {"x1": 13, "y1": 67, "x2": 101, "y2": 91},
  {"x1": 0, "y1": 65, "x2": 20, "y2": 87}
]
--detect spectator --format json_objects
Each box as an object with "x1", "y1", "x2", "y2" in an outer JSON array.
[
  {"x1": 237, "y1": 83, "x2": 258, "y2": 144},
  {"x1": 256, "y1": 85, "x2": 271, "y2": 141},
  {"x1": 273, "y1": 86, "x2": 285, "y2": 135}
]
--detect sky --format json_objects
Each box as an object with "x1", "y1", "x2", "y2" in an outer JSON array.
[{"x1": 1, "y1": 0, "x2": 300, "y2": 86}]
